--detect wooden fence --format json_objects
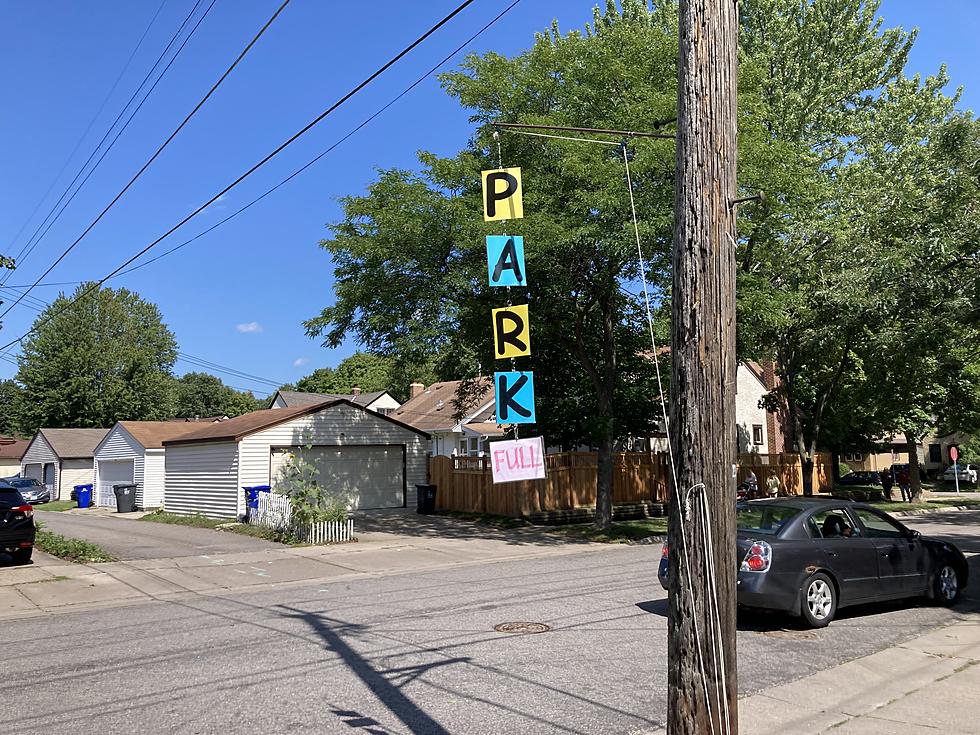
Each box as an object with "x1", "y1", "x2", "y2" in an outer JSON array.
[
  {"x1": 249, "y1": 492, "x2": 355, "y2": 544},
  {"x1": 430, "y1": 450, "x2": 832, "y2": 517}
]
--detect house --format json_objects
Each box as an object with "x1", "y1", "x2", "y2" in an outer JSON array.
[
  {"x1": 736, "y1": 361, "x2": 773, "y2": 454},
  {"x1": 0, "y1": 436, "x2": 30, "y2": 477},
  {"x1": 93, "y1": 421, "x2": 216, "y2": 509},
  {"x1": 270, "y1": 388, "x2": 401, "y2": 416},
  {"x1": 20, "y1": 428, "x2": 110, "y2": 500},
  {"x1": 390, "y1": 379, "x2": 500, "y2": 457},
  {"x1": 843, "y1": 430, "x2": 972, "y2": 478},
  {"x1": 163, "y1": 399, "x2": 429, "y2": 519}
]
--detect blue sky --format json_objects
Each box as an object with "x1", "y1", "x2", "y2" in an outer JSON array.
[{"x1": 1, "y1": 1, "x2": 977, "y2": 398}]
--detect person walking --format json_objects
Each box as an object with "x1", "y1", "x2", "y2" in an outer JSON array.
[
  {"x1": 896, "y1": 465, "x2": 912, "y2": 502},
  {"x1": 880, "y1": 468, "x2": 894, "y2": 501}
]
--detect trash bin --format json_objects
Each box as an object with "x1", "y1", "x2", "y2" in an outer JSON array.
[
  {"x1": 74, "y1": 484, "x2": 93, "y2": 509},
  {"x1": 113, "y1": 483, "x2": 138, "y2": 513},
  {"x1": 416, "y1": 484, "x2": 437, "y2": 514},
  {"x1": 243, "y1": 485, "x2": 271, "y2": 521}
]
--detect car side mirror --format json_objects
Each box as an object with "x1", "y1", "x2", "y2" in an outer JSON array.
[{"x1": 907, "y1": 529, "x2": 921, "y2": 541}]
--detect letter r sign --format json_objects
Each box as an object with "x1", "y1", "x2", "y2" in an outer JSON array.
[{"x1": 482, "y1": 167, "x2": 524, "y2": 221}]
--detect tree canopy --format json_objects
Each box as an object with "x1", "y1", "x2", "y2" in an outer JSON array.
[{"x1": 172, "y1": 372, "x2": 261, "y2": 419}]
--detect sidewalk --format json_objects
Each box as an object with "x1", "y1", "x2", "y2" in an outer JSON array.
[
  {"x1": 644, "y1": 616, "x2": 980, "y2": 735},
  {"x1": 0, "y1": 521, "x2": 606, "y2": 620}
]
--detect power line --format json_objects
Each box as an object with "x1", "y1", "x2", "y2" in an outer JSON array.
[
  {"x1": 1, "y1": 0, "x2": 206, "y2": 288},
  {"x1": 0, "y1": 0, "x2": 291, "y2": 321},
  {"x1": 1, "y1": 0, "x2": 168, "y2": 271},
  {"x1": 0, "y1": 0, "x2": 478, "y2": 353}
]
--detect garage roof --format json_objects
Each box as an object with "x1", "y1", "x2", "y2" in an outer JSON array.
[
  {"x1": 164, "y1": 399, "x2": 430, "y2": 446},
  {"x1": 38, "y1": 428, "x2": 110, "y2": 459},
  {"x1": 117, "y1": 421, "x2": 220, "y2": 449},
  {"x1": 0, "y1": 436, "x2": 29, "y2": 460}
]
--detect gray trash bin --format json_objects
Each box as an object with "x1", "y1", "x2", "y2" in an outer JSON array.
[{"x1": 113, "y1": 483, "x2": 138, "y2": 513}]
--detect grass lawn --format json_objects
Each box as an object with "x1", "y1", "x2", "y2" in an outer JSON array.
[
  {"x1": 139, "y1": 511, "x2": 226, "y2": 529},
  {"x1": 548, "y1": 517, "x2": 669, "y2": 543},
  {"x1": 139, "y1": 510, "x2": 310, "y2": 545},
  {"x1": 33, "y1": 500, "x2": 76, "y2": 512},
  {"x1": 34, "y1": 523, "x2": 114, "y2": 563}
]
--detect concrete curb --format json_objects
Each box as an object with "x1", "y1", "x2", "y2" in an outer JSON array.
[{"x1": 893, "y1": 504, "x2": 974, "y2": 518}]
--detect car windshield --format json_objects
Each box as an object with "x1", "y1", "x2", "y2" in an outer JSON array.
[
  {"x1": 737, "y1": 504, "x2": 801, "y2": 535},
  {"x1": 8, "y1": 478, "x2": 38, "y2": 489}
]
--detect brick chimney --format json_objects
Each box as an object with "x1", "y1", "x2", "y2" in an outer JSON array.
[
  {"x1": 410, "y1": 382, "x2": 425, "y2": 399},
  {"x1": 351, "y1": 385, "x2": 361, "y2": 397}
]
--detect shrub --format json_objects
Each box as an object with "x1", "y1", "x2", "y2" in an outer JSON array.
[{"x1": 274, "y1": 432, "x2": 353, "y2": 527}]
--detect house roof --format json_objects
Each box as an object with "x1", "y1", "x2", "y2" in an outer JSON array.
[
  {"x1": 273, "y1": 389, "x2": 388, "y2": 408},
  {"x1": 37, "y1": 428, "x2": 110, "y2": 459},
  {"x1": 462, "y1": 421, "x2": 505, "y2": 437},
  {"x1": 117, "y1": 421, "x2": 219, "y2": 449},
  {"x1": 0, "y1": 436, "x2": 29, "y2": 461},
  {"x1": 165, "y1": 399, "x2": 429, "y2": 446},
  {"x1": 391, "y1": 379, "x2": 495, "y2": 432}
]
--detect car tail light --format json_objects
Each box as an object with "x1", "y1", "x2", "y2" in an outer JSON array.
[
  {"x1": 661, "y1": 543, "x2": 669, "y2": 559},
  {"x1": 13, "y1": 504, "x2": 33, "y2": 519},
  {"x1": 740, "y1": 540, "x2": 771, "y2": 573}
]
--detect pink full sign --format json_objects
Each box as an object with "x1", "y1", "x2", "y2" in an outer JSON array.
[{"x1": 491, "y1": 436, "x2": 546, "y2": 484}]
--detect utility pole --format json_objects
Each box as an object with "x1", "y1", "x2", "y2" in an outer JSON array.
[{"x1": 667, "y1": 0, "x2": 739, "y2": 733}]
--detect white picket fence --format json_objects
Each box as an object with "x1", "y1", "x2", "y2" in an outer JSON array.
[{"x1": 249, "y1": 491, "x2": 355, "y2": 544}]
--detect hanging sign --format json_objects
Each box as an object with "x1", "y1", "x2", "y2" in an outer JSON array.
[
  {"x1": 482, "y1": 167, "x2": 524, "y2": 221},
  {"x1": 492, "y1": 304, "x2": 530, "y2": 359},
  {"x1": 491, "y1": 436, "x2": 546, "y2": 483},
  {"x1": 495, "y1": 371, "x2": 536, "y2": 424},
  {"x1": 486, "y1": 235, "x2": 526, "y2": 286}
]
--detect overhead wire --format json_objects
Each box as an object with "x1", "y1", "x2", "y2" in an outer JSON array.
[
  {"x1": 0, "y1": 0, "x2": 482, "y2": 353},
  {"x1": 0, "y1": 0, "x2": 291, "y2": 322},
  {"x1": 1, "y1": 0, "x2": 207, "y2": 287}
]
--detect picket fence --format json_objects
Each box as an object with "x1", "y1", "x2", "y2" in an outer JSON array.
[{"x1": 250, "y1": 492, "x2": 355, "y2": 544}]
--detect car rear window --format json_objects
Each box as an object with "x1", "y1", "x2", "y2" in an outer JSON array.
[
  {"x1": 0, "y1": 489, "x2": 27, "y2": 509},
  {"x1": 737, "y1": 504, "x2": 801, "y2": 535}
]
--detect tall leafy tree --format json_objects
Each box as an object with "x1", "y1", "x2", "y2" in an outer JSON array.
[
  {"x1": 16, "y1": 284, "x2": 177, "y2": 431},
  {"x1": 173, "y1": 372, "x2": 260, "y2": 419},
  {"x1": 295, "y1": 352, "x2": 427, "y2": 401},
  {"x1": 0, "y1": 379, "x2": 24, "y2": 435}
]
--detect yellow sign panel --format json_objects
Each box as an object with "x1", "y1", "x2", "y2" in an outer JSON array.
[
  {"x1": 482, "y1": 167, "x2": 524, "y2": 222},
  {"x1": 492, "y1": 304, "x2": 530, "y2": 359}
]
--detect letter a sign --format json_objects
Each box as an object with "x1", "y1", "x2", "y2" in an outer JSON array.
[
  {"x1": 482, "y1": 167, "x2": 524, "y2": 222},
  {"x1": 486, "y1": 235, "x2": 526, "y2": 287}
]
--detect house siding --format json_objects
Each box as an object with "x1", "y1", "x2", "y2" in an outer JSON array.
[
  {"x1": 94, "y1": 426, "x2": 145, "y2": 506},
  {"x1": 238, "y1": 404, "x2": 428, "y2": 506},
  {"x1": 165, "y1": 442, "x2": 241, "y2": 518},
  {"x1": 0, "y1": 458, "x2": 21, "y2": 476},
  {"x1": 21, "y1": 433, "x2": 60, "y2": 499},
  {"x1": 735, "y1": 364, "x2": 769, "y2": 454}
]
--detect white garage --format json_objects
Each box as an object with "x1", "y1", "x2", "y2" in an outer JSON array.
[{"x1": 163, "y1": 399, "x2": 430, "y2": 519}]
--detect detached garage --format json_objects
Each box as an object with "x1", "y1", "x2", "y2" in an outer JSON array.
[
  {"x1": 94, "y1": 422, "x2": 214, "y2": 509},
  {"x1": 163, "y1": 400, "x2": 430, "y2": 519},
  {"x1": 21, "y1": 428, "x2": 109, "y2": 501}
]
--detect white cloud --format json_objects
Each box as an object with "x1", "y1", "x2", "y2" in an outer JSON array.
[
  {"x1": 293, "y1": 357, "x2": 309, "y2": 367},
  {"x1": 236, "y1": 321, "x2": 263, "y2": 334}
]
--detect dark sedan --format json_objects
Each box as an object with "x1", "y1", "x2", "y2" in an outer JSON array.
[
  {"x1": 837, "y1": 471, "x2": 881, "y2": 486},
  {"x1": 3, "y1": 477, "x2": 50, "y2": 504},
  {"x1": 0, "y1": 481, "x2": 36, "y2": 565},
  {"x1": 658, "y1": 497, "x2": 968, "y2": 627}
]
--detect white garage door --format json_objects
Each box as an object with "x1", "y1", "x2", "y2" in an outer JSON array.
[
  {"x1": 97, "y1": 459, "x2": 134, "y2": 507},
  {"x1": 271, "y1": 445, "x2": 404, "y2": 510}
]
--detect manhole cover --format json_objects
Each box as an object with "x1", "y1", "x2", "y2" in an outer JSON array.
[
  {"x1": 758, "y1": 629, "x2": 818, "y2": 640},
  {"x1": 494, "y1": 622, "x2": 551, "y2": 634}
]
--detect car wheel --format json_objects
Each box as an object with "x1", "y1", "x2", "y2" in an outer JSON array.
[
  {"x1": 934, "y1": 562, "x2": 960, "y2": 606},
  {"x1": 800, "y1": 572, "x2": 837, "y2": 628},
  {"x1": 12, "y1": 548, "x2": 32, "y2": 565}
]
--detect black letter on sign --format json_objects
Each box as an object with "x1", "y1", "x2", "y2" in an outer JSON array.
[
  {"x1": 485, "y1": 171, "x2": 518, "y2": 218},
  {"x1": 495, "y1": 309, "x2": 527, "y2": 356},
  {"x1": 497, "y1": 373, "x2": 532, "y2": 421},
  {"x1": 492, "y1": 237, "x2": 523, "y2": 284}
]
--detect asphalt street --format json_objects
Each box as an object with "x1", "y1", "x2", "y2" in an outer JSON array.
[
  {"x1": 34, "y1": 511, "x2": 280, "y2": 559},
  {"x1": 3, "y1": 510, "x2": 978, "y2": 735}
]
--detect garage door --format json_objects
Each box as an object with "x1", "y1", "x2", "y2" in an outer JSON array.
[
  {"x1": 97, "y1": 459, "x2": 134, "y2": 507},
  {"x1": 270, "y1": 446, "x2": 404, "y2": 510}
]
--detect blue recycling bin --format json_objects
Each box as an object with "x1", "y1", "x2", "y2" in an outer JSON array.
[
  {"x1": 75, "y1": 484, "x2": 93, "y2": 509},
  {"x1": 243, "y1": 485, "x2": 271, "y2": 520}
]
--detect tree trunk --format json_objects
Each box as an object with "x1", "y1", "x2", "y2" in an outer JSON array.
[
  {"x1": 595, "y1": 426, "x2": 614, "y2": 529},
  {"x1": 906, "y1": 431, "x2": 924, "y2": 503},
  {"x1": 668, "y1": 1, "x2": 739, "y2": 733}
]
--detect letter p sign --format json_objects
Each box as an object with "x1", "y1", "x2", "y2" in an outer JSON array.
[{"x1": 482, "y1": 167, "x2": 524, "y2": 222}]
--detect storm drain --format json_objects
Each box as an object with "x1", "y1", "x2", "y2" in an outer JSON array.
[
  {"x1": 494, "y1": 622, "x2": 551, "y2": 635},
  {"x1": 758, "y1": 629, "x2": 819, "y2": 641}
]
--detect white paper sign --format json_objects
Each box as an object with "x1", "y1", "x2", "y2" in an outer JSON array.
[{"x1": 490, "y1": 436, "x2": 546, "y2": 483}]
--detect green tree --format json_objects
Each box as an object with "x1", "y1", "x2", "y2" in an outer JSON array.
[
  {"x1": 173, "y1": 372, "x2": 260, "y2": 419},
  {"x1": 295, "y1": 352, "x2": 421, "y2": 400},
  {"x1": 16, "y1": 284, "x2": 177, "y2": 431},
  {"x1": 0, "y1": 379, "x2": 24, "y2": 435}
]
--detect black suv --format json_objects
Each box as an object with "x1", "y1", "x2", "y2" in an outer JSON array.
[{"x1": 0, "y1": 480, "x2": 35, "y2": 564}]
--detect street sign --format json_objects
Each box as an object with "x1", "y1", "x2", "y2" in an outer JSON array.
[{"x1": 950, "y1": 446, "x2": 959, "y2": 462}]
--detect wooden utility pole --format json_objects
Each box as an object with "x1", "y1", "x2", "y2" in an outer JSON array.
[{"x1": 667, "y1": 0, "x2": 739, "y2": 733}]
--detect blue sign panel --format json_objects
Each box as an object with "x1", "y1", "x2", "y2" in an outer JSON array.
[
  {"x1": 495, "y1": 371, "x2": 536, "y2": 425},
  {"x1": 486, "y1": 235, "x2": 526, "y2": 287}
]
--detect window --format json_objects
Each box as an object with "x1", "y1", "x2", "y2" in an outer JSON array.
[
  {"x1": 459, "y1": 440, "x2": 468, "y2": 455},
  {"x1": 752, "y1": 425, "x2": 764, "y2": 445},
  {"x1": 852, "y1": 508, "x2": 906, "y2": 539},
  {"x1": 376, "y1": 407, "x2": 394, "y2": 417},
  {"x1": 843, "y1": 452, "x2": 864, "y2": 462},
  {"x1": 736, "y1": 504, "x2": 801, "y2": 535},
  {"x1": 928, "y1": 444, "x2": 941, "y2": 463},
  {"x1": 810, "y1": 509, "x2": 858, "y2": 539}
]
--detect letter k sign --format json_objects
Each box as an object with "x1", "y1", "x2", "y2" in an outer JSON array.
[{"x1": 495, "y1": 371, "x2": 536, "y2": 424}]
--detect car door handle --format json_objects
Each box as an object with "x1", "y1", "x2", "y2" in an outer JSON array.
[{"x1": 826, "y1": 551, "x2": 837, "y2": 557}]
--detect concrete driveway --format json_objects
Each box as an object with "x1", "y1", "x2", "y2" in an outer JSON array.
[{"x1": 34, "y1": 511, "x2": 281, "y2": 560}]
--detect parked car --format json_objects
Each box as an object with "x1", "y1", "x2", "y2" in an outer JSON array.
[
  {"x1": 837, "y1": 470, "x2": 881, "y2": 486},
  {"x1": 0, "y1": 480, "x2": 36, "y2": 564},
  {"x1": 3, "y1": 477, "x2": 50, "y2": 504},
  {"x1": 942, "y1": 463, "x2": 978, "y2": 485},
  {"x1": 658, "y1": 497, "x2": 968, "y2": 627}
]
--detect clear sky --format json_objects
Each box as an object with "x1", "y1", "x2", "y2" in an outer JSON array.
[{"x1": 1, "y1": 1, "x2": 976, "y2": 397}]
